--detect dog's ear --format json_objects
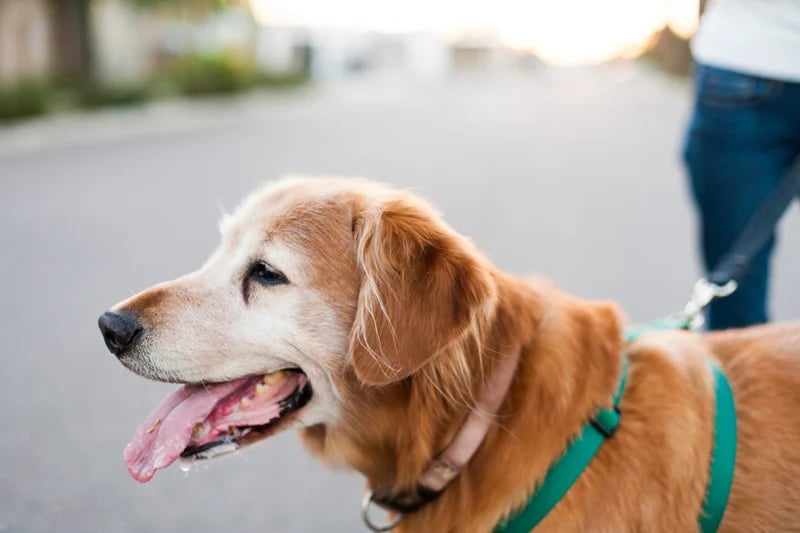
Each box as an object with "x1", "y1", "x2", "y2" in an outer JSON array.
[{"x1": 350, "y1": 195, "x2": 494, "y2": 385}]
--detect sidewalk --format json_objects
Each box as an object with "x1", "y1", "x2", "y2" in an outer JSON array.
[
  {"x1": 0, "y1": 63, "x2": 676, "y2": 160},
  {"x1": 0, "y1": 87, "x2": 317, "y2": 159}
]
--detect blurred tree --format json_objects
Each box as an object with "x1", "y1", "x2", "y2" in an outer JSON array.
[{"x1": 642, "y1": 26, "x2": 692, "y2": 76}]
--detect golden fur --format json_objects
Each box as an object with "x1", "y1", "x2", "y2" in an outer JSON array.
[{"x1": 114, "y1": 177, "x2": 800, "y2": 532}]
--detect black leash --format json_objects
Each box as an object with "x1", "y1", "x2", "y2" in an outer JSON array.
[
  {"x1": 707, "y1": 155, "x2": 800, "y2": 287},
  {"x1": 681, "y1": 155, "x2": 800, "y2": 328}
]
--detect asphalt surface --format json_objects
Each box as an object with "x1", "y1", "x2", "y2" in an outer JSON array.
[{"x1": 1, "y1": 64, "x2": 798, "y2": 533}]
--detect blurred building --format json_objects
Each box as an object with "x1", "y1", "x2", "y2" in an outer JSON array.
[
  {"x1": 0, "y1": 0, "x2": 257, "y2": 87},
  {"x1": 451, "y1": 33, "x2": 522, "y2": 72},
  {"x1": 0, "y1": 0, "x2": 53, "y2": 83},
  {"x1": 0, "y1": 0, "x2": 537, "y2": 91},
  {"x1": 253, "y1": 25, "x2": 531, "y2": 82},
  {"x1": 93, "y1": 2, "x2": 260, "y2": 85},
  {"x1": 255, "y1": 25, "x2": 311, "y2": 75},
  {"x1": 255, "y1": 26, "x2": 446, "y2": 81},
  {"x1": 91, "y1": 0, "x2": 148, "y2": 84},
  {"x1": 0, "y1": 0, "x2": 92, "y2": 84}
]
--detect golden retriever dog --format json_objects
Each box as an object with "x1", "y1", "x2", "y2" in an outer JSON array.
[{"x1": 98, "y1": 177, "x2": 800, "y2": 532}]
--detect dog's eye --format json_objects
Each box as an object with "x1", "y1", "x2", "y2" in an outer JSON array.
[{"x1": 248, "y1": 262, "x2": 288, "y2": 287}]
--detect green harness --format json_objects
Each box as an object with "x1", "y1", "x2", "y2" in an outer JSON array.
[{"x1": 495, "y1": 325, "x2": 737, "y2": 533}]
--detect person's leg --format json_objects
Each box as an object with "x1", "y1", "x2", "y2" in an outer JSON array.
[{"x1": 684, "y1": 65, "x2": 799, "y2": 330}]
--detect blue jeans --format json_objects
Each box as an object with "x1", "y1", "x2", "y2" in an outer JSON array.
[{"x1": 684, "y1": 64, "x2": 800, "y2": 330}]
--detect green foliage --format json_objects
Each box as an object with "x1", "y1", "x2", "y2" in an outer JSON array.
[
  {"x1": 0, "y1": 51, "x2": 308, "y2": 122},
  {"x1": 256, "y1": 70, "x2": 310, "y2": 89},
  {"x1": 159, "y1": 53, "x2": 309, "y2": 97},
  {"x1": 163, "y1": 53, "x2": 256, "y2": 96},
  {"x1": 79, "y1": 82, "x2": 151, "y2": 108},
  {"x1": 0, "y1": 80, "x2": 50, "y2": 121}
]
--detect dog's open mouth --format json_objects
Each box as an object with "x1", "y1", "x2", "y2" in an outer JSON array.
[{"x1": 124, "y1": 369, "x2": 311, "y2": 483}]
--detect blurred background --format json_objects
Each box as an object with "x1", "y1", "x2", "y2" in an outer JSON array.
[
  {"x1": 0, "y1": 0, "x2": 798, "y2": 531},
  {"x1": 0, "y1": 0, "x2": 698, "y2": 119}
]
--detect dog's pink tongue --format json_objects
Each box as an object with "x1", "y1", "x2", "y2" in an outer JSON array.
[{"x1": 124, "y1": 379, "x2": 247, "y2": 483}]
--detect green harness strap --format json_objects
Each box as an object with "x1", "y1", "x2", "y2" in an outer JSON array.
[
  {"x1": 701, "y1": 362, "x2": 737, "y2": 532},
  {"x1": 494, "y1": 331, "x2": 737, "y2": 533},
  {"x1": 493, "y1": 361, "x2": 628, "y2": 533}
]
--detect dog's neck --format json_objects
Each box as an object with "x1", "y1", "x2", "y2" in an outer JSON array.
[
  {"x1": 404, "y1": 278, "x2": 622, "y2": 531},
  {"x1": 305, "y1": 275, "x2": 624, "y2": 532}
]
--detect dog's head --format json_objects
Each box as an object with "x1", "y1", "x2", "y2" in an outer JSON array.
[{"x1": 100, "y1": 177, "x2": 497, "y2": 483}]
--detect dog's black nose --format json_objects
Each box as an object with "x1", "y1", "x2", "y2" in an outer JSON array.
[{"x1": 98, "y1": 311, "x2": 143, "y2": 357}]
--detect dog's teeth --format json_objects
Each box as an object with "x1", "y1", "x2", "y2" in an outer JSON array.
[
  {"x1": 240, "y1": 397, "x2": 251, "y2": 408},
  {"x1": 263, "y1": 371, "x2": 284, "y2": 385},
  {"x1": 192, "y1": 423, "x2": 204, "y2": 438},
  {"x1": 255, "y1": 383, "x2": 266, "y2": 396}
]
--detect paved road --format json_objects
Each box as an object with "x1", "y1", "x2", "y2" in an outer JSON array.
[{"x1": 1, "y1": 64, "x2": 798, "y2": 533}]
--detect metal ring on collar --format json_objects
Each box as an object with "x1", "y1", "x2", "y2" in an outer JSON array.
[{"x1": 361, "y1": 491, "x2": 403, "y2": 532}]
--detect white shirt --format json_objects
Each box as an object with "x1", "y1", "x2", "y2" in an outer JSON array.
[{"x1": 692, "y1": 0, "x2": 800, "y2": 82}]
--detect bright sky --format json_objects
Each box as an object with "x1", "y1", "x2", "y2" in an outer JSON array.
[{"x1": 249, "y1": 0, "x2": 699, "y2": 66}]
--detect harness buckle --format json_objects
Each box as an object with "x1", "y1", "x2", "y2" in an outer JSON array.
[{"x1": 590, "y1": 406, "x2": 621, "y2": 438}]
